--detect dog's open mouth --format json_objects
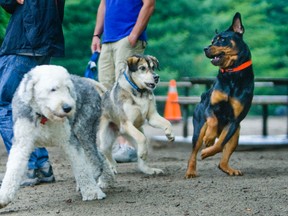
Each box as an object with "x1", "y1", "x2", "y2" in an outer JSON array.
[
  {"x1": 145, "y1": 82, "x2": 156, "y2": 89},
  {"x1": 210, "y1": 53, "x2": 225, "y2": 66}
]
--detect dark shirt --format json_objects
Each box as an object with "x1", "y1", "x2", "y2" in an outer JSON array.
[
  {"x1": 103, "y1": 0, "x2": 147, "y2": 43},
  {"x1": 0, "y1": 0, "x2": 65, "y2": 57}
]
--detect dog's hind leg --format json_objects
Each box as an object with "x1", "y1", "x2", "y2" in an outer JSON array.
[
  {"x1": 99, "y1": 119, "x2": 118, "y2": 174},
  {"x1": 219, "y1": 126, "x2": 243, "y2": 176},
  {"x1": 185, "y1": 123, "x2": 207, "y2": 178},
  {"x1": 204, "y1": 90, "x2": 228, "y2": 145},
  {"x1": 97, "y1": 153, "x2": 115, "y2": 189},
  {"x1": 203, "y1": 115, "x2": 218, "y2": 146},
  {"x1": 63, "y1": 138, "x2": 106, "y2": 201},
  {"x1": 0, "y1": 120, "x2": 35, "y2": 208},
  {"x1": 201, "y1": 125, "x2": 229, "y2": 159}
]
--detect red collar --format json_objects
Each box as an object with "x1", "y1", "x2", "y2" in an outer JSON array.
[
  {"x1": 36, "y1": 113, "x2": 48, "y2": 125},
  {"x1": 220, "y1": 60, "x2": 252, "y2": 73},
  {"x1": 40, "y1": 116, "x2": 48, "y2": 124}
]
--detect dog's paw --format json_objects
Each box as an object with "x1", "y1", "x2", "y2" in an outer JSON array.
[
  {"x1": 139, "y1": 151, "x2": 148, "y2": 161},
  {"x1": 81, "y1": 189, "x2": 106, "y2": 201},
  {"x1": 97, "y1": 180, "x2": 108, "y2": 189},
  {"x1": 96, "y1": 190, "x2": 107, "y2": 200},
  {"x1": 0, "y1": 194, "x2": 10, "y2": 209},
  {"x1": 109, "y1": 165, "x2": 118, "y2": 175},
  {"x1": 184, "y1": 171, "x2": 197, "y2": 179},
  {"x1": 143, "y1": 167, "x2": 164, "y2": 175},
  {"x1": 97, "y1": 177, "x2": 115, "y2": 189},
  {"x1": 166, "y1": 133, "x2": 175, "y2": 142},
  {"x1": 218, "y1": 164, "x2": 243, "y2": 176}
]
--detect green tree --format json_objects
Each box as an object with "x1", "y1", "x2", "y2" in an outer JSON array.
[
  {"x1": 52, "y1": 0, "x2": 100, "y2": 75},
  {"x1": 0, "y1": 8, "x2": 10, "y2": 44},
  {"x1": 1, "y1": 0, "x2": 287, "y2": 81}
]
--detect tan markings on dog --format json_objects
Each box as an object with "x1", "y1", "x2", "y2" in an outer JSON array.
[
  {"x1": 185, "y1": 123, "x2": 207, "y2": 178},
  {"x1": 99, "y1": 54, "x2": 174, "y2": 175},
  {"x1": 127, "y1": 56, "x2": 141, "y2": 67},
  {"x1": 229, "y1": 97, "x2": 244, "y2": 118},
  {"x1": 203, "y1": 116, "x2": 218, "y2": 146},
  {"x1": 201, "y1": 124, "x2": 230, "y2": 159},
  {"x1": 210, "y1": 43, "x2": 238, "y2": 68},
  {"x1": 219, "y1": 127, "x2": 243, "y2": 176},
  {"x1": 210, "y1": 90, "x2": 228, "y2": 105}
]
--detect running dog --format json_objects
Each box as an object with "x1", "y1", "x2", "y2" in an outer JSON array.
[
  {"x1": 0, "y1": 65, "x2": 114, "y2": 208},
  {"x1": 99, "y1": 54, "x2": 175, "y2": 175},
  {"x1": 185, "y1": 12, "x2": 254, "y2": 178}
]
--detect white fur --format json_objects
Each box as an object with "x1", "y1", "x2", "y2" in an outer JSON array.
[{"x1": 0, "y1": 65, "x2": 113, "y2": 208}]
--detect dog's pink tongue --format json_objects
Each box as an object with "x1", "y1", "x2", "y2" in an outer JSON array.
[{"x1": 211, "y1": 57, "x2": 220, "y2": 65}]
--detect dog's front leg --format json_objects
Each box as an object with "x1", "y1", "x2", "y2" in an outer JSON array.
[
  {"x1": 123, "y1": 121, "x2": 163, "y2": 175},
  {"x1": 148, "y1": 112, "x2": 175, "y2": 142},
  {"x1": 0, "y1": 120, "x2": 35, "y2": 208}
]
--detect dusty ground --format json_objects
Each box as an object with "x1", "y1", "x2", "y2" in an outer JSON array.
[{"x1": 0, "y1": 116, "x2": 287, "y2": 216}]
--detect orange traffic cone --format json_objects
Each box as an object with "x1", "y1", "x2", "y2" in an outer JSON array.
[{"x1": 164, "y1": 79, "x2": 182, "y2": 122}]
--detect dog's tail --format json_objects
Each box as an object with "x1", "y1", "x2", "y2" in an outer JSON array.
[
  {"x1": 83, "y1": 78, "x2": 107, "y2": 97},
  {"x1": 221, "y1": 121, "x2": 240, "y2": 147},
  {"x1": 221, "y1": 102, "x2": 252, "y2": 146}
]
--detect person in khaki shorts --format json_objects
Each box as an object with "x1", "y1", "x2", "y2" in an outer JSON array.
[{"x1": 91, "y1": 0, "x2": 155, "y2": 162}]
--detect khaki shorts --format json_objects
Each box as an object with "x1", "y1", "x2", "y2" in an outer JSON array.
[{"x1": 98, "y1": 36, "x2": 146, "y2": 89}]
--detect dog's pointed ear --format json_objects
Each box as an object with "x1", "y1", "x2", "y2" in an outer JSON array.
[
  {"x1": 227, "y1": 12, "x2": 245, "y2": 35},
  {"x1": 127, "y1": 55, "x2": 140, "y2": 72},
  {"x1": 17, "y1": 73, "x2": 35, "y2": 104}
]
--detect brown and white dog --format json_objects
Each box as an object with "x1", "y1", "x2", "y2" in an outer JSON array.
[{"x1": 99, "y1": 54, "x2": 175, "y2": 175}]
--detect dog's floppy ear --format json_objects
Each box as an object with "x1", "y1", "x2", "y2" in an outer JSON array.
[
  {"x1": 17, "y1": 73, "x2": 35, "y2": 104},
  {"x1": 127, "y1": 55, "x2": 141, "y2": 72},
  {"x1": 147, "y1": 55, "x2": 160, "y2": 70},
  {"x1": 227, "y1": 12, "x2": 245, "y2": 35}
]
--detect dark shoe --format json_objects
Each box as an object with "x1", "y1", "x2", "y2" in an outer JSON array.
[
  {"x1": 37, "y1": 162, "x2": 55, "y2": 184},
  {"x1": 21, "y1": 169, "x2": 39, "y2": 187},
  {"x1": 21, "y1": 162, "x2": 55, "y2": 187}
]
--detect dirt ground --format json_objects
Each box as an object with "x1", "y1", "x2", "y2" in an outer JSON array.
[{"x1": 0, "y1": 116, "x2": 287, "y2": 216}]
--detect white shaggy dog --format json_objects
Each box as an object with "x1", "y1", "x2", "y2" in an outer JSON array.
[{"x1": 0, "y1": 65, "x2": 113, "y2": 208}]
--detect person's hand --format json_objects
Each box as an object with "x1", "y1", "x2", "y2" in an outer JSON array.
[
  {"x1": 91, "y1": 36, "x2": 101, "y2": 53},
  {"x1": 128, "y1": 34, "x2": 138, "y2": 47},
  {"x1": 17, "y1": 0, "x2": 24, "y2": 4}
]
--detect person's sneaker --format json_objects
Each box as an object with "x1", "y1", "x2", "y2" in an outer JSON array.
[
  {"x1": 37, "y1": 161, "x2": 55, "y2": 184},
  {"x1": 20, "y1": 162, "x2": 55, "y2": 187},
  {"x1": 112, "y1": 143, "x2": 138, "y2": 163},
  {"x1": 20, "y1": 169, "x2": 39, "y2": 187}
]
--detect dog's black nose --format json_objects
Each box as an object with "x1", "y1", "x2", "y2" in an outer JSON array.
[
  {"x1": 153, "y1": 74, "x2": 160, "y2": 83},
  {"x1": 62, "y1": 104, "x2": 72, "y2": 113}
]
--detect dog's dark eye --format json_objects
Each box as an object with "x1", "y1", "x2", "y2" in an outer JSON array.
[
  {"x1": 139, "y1": 66, "x2": 146, "y2": 71},
  {"x1": 51, "y1": 88, "x2": 57, "y2": 92}
]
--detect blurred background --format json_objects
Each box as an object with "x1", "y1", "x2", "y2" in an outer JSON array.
[{"x1": 0, "y1": 0, "x2": 287, "y2": 116}]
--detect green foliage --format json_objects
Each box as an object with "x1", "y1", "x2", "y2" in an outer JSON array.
[
  {"x1": 147, "y1": 0, "x2": 288, "y2": 81},
  {"x1": 0, "y1": 8, "x2": 10, "y2": 44},
  {"x1": 0, "y1": 0, "x2": 287, "y2": 80},
  {"x1": 51, "y1": 0, "x2": 100, "y2": 75}
]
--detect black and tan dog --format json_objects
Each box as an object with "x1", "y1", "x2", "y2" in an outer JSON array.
[
  {"x1": 185, "y1": 12, "x2": 254, "y2": 178},
  {"x1": 99, "y1": 54, "x2": 175, "y2": 176}
]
